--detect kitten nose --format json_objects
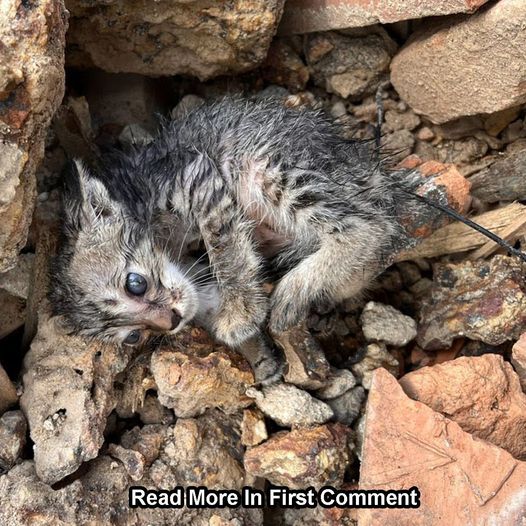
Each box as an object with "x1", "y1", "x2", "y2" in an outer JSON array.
[{"x1": 170, "y1": 309, "x2": 182, "y2": 330}]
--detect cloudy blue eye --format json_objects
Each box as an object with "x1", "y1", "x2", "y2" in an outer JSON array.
[
  {"x1": 125, "y1": 273, "x2": 147, "y2": 296},
  {"x1": 123, "y1": 330, "x2": 141, "y2": 345}
]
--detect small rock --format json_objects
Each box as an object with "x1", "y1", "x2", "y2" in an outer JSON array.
[
  {"x1": 381, "y1": 129, "x2": 415, "y2": 161},
  {"x1": 306, "y1": 30, "x2": 396, "y2": 101},
  {"x1": 435, "y1": 137, "x2": 488, "y2": 165},
  {"x1": 171, "y1": 94, "x2": 205, "y2": 120},
  {"x1": 396, "y1": 261, "x2": 422, "y2": 287},
  {"x1": 326, "y1": 386, "x2": 366, "y2": 425},
  {"x1": 512, "y1": 333, "x2": 526, "y2": 392},
  {"x1": 352, "y1": 343, "x2": 399, "y2": 389},
  {"x1": 0, "y1": 364, "x2": 18, "y2": 416},
  {"x1": 244, "y1": 424, "x2": 350, "y2": 489},
  {"x1": 359, "y1": 368, "x2": 526, "y2": 525},
  {"x1": 315, "y1": 368, "x2": 357, "y2": 400},
  {"x1": 247, "y1": 383, "x2": 333, "y2": 427},
  {"x1": 391, "y1": 0, "x2": 526, "y2": 123},
  {"x1": 262, "y1": 38, "x2": 309, "y2": 92},
  {"x1": 400, "y1": 354, "x2": 526, "y2": 460},
  {"x1": 241, "y1": 408, "x2": 268, "y2": 447},
  {"x1": 330, "y1": 101, "x2": 347, "y2": 119},
  {"x1": 137, "y1": 394, "x2": 175, "y2": 426},
  {"x1": 271, "y1": 324, "x2": 330, "y2": 389},
  {"x1": 107, "y1": 444, "x2": 145, "y2": 481},
  {"x1": 417, "y1": 126, "x2": 435, "y2": 141},
  {"x1": 360, "y1": 301, "x2": 417, "y2": 347},
  {"x1": 417, "y1": 256, "x2": 526, "y2": 350},
  {"x1": 118, "y1": 123, "x2": 154, "y2": 146},
  {"x1": 0, "y1": 253, "x2": 33, "y2": 299},
  {"x1": 0, "y1": 410, "x2": 27, "y2": 471},
  {"x1": 150, "y1": 327, "x2": 254, "y2": 418},
  {"x1": 383, "y1": 109, "x2": 420, "y2": 132}
]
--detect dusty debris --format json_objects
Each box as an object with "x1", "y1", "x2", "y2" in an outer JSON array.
[
  {"x1": 0, "y1": 410, "x2": 27, "y2": 471},
  {"x1": 244, "y1": 424, "x2": 350, "y2": 488},
  {"x1": 271, "y1": 323, "x2": 330, "y2": 389},
  {"x1": 360, "y1": 301, "x2": 417, "y2": 347},
  {"x1": 391, "y1": 0, "x2": 526, "y2": 123},
  {"x1": 400, "y1": 355, "x2": 526, "y2": 460},
  {"x1": 417, "y1": 255, "x2": 526, "y2": 350},
  {"x1": 315, "y1": 368, "x2": 357, "y2": 400},
  {"x1": 241, "y1": 408, "x2": 268, "y2": 447},
  {"x1": 351, "y1": 343, "x2": 399, "y2": 389},
  {"x1": 279, "y1": 0, "x2": 488, "y2": 34},
  {"x1": 66, "y1": 0, "x2": 284, "y2": 80},
  {"x1": 512, "y1": 334, "x2": 526, "y2": 392},
  {"x1": 150, "y1": 327, "x2": 254, "y2": 418},
  {"x1": 0, "y1": 0, "x2": 67, "y2": 272},
  {"x1": 247, "y1": 383, "x2": 333, "y2": 427},
  {"x1": 306, "y1": 29, "x2": 396, "y2": 100},
  {"x1": 21, "y1": 309, "x2": 132, "y2": 484},
  {"x1": 326, "y1": 386, "x2": 366, "y2": 425},
  {"x1": 359, "y1": 368, "x2": 526, "y2": 525}
]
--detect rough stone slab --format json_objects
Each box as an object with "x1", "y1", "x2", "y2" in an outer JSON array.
[
  {"x1": 244, "y1": 424, "x2": 350, "y2": 488},
  {"x1": 66, "y1": 0, "x2": 285, "y2": 80},
  {"x1": 417, "y1": 255, "x2": 526, "y2": 350},
  {"x1": 359, "y1": 368, "x2": 526, "y2": 525},
  {"x1": 151, "y1": 327, "x2": 254, "y2": 418},
  {"x1": 400, "y1": 355, "x2": 526, "y2": 460},
  {"x1": 20, "y1": 309, "x2": 132, "y2": 484},
  {"x1": 0, "y1": 0, "x2": 67, "y2": 272},
  {"x1": 391, "y1": 0, "x2": 526, "y2": 124},
  {"x1": 279, "y1": 0, "x2": 488, "y2": 34}
]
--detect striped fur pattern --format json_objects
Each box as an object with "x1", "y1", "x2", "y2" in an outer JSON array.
[{"x1": 50, "y1": 97, "x2": 413, "y2": 382}]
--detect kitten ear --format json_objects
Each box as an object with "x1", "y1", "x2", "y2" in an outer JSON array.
[{"x1": 63, "y1": 160, "x2": 122, "y2": 232}]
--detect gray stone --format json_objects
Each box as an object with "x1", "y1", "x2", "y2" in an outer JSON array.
[{"x1": 360, "y1": 301, "x2": 417, "y2": 347}]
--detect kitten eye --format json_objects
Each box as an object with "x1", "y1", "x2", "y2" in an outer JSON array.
[
  {"x1": 123, "y1": 330, "x2": 141, "y2": 345},
  {"x1": 125, "y1": 273, "x2": 147, "y2": 296}
]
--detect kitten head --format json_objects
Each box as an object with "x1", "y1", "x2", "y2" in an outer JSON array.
[{"x1": 49, "y1": 160, "x2": 200, "y2": 347}]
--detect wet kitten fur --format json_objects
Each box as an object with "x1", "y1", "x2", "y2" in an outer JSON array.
[{"x1": 50, "y1": 97, "x2": 412, "y2": 381}]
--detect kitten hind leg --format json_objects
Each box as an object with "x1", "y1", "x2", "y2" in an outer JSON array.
[{"x1": 269, "y1": 224, "x2": 390, "y2": 333}]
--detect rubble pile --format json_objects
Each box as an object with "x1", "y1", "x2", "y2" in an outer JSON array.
[{"x1": 2, "y1": 0, "x2": 526, "y2": 524}]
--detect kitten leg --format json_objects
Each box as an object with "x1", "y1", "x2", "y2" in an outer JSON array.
[
  {"x1": 269, "y1": 225, "x2": 390, "y2": 333},
  {"x1": 200, "y1": 213, "x2": 268, "y2": 347}
]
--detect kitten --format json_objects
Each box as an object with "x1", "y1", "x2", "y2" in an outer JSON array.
[{"x1": 50, "y1": 97, "x2": 413, "y2": 383}]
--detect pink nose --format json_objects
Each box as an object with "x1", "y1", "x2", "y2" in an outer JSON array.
[{"x1": 139, "y1": 308, "x2": 182, "y2": 331}]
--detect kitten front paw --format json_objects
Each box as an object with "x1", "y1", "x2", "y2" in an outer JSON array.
[
  {"x1": 213, "y1": 294, "x2": 268, "y2": 347},
  {"x1": 252, "y1": 351, "x2": 285, "y2": 386}
]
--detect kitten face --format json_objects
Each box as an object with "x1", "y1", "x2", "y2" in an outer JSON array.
[{"x1": 50, "y1": 161, "x2": 200, "y2": 347}]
